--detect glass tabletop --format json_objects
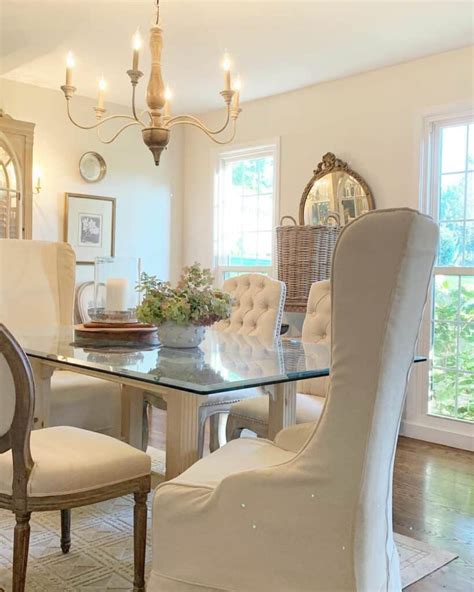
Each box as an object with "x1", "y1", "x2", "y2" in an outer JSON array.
[
  {"x1": 17, "y1": 326, "x2": 426, "y2": 396},
  {"x1": 17, "y1": 326, "x2": 333, "y2": 395}
]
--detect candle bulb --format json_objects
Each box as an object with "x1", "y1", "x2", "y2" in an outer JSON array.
[
  {"x1": 97, "y1": 77, "x2": 106, "y2": 110},
  {"x1": 65, "y1": 51, "x2": 75, "y2": 86},
  {"x1": 132, "y1": 27, "x2": 142, "y2": 71},
  {"x1": 232, "y1": 76, "x2": 241, "y2": 110},
  {"x1": 222, "y1": 51, "x2": 232, "y2": 91},
  {"x1": 164, "y1": 86, "x2": 173, "y2": 118}
]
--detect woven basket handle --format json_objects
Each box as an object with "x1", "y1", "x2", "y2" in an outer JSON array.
[{"x1": 280, "y1": 215, "x2": 298, "y2": 226}]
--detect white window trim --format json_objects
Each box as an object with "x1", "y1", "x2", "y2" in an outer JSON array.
[
  {"x1": 211, "y1": 138, "x2": 280, "y2": 284},
  {"x1": 400, "y1": 110, "x2": 474, "y2": 451}
]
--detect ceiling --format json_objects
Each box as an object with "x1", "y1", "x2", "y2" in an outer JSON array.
[{"x1": 1, "y1": 0, "x2": 473, "y2": 113}]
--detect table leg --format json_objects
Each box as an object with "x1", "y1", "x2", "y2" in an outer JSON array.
[
  {"x1": 163, "y1": 390, "x2": 201, "y2": 480},
  {"x1": 122, "y1": 386, "x2": 146, "y2": 450},
  {"x1": 29, "y1": 359, "x2": 54, "y2": 429},
  {"x1": 268, "y1": 381, "x2": 297, "y2": 440}
]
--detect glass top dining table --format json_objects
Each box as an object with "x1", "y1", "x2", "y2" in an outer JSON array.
[
  {"x1": 17, "y1": 326, "x2": 426, "y2": 480},
  {"x1": 18, "y1": 326, "x2": 335, "y2": 395}
]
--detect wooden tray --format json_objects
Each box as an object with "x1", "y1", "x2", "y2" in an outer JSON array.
[{"x1": 74, "y1": 323, "x2": 159, "y2": 347}]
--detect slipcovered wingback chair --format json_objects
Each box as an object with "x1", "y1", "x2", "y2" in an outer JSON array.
[
  {"x1": 226, "y1": 279, "x2": 331, "y2": 440},
  {"x1": 0, "y1": 239, "x2": 122, "y2": 436},
  {"x1": 148, "y1": 209, "x2": 438, "y2": 591}
]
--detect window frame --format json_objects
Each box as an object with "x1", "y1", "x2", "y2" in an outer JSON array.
[
  {"x1": 212, "y1": 139, "x2": 280, "y2": 284},
  {"x1": 404, "y1": 110, "x2": 474, "y2": 450}
]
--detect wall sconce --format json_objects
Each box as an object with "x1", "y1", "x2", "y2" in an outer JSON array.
[{"x1": 33, "y1": 165, "x2": 42, "y2": 194}]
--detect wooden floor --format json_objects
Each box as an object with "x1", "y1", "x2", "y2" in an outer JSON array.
[{"x1": 149, "y1": 409, "x2": 473, "y2": 591}]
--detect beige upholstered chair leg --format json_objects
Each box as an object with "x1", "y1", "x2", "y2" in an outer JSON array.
[
  {"x1": 60, "y1": 509, "x2": 71, "y2": 554},
  {"x1": 133, "y1": 492, "x2": 148, "y2": 592},
  {"x1": 12, "y1": 511, "x2": 31, "y2": 592}
]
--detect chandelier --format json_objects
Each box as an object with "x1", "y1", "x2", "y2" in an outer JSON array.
[{"x1": 60, "y1": 0, "x2": 242, "y2": 165}]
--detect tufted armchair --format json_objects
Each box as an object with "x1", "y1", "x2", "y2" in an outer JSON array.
[
  {"x1": 0, "y1": 239, "x2": 122, "y2": 437},
  {"x1": 200, "y1": 273, "x2": 286, "y2": 453},
  {"x1": 214, "y1": 273, "x2": 286, "y2": 339},
  {"x1": 148, "y1": 208, "x2": 438, "y2": 591},
  {"x1": 226, "y1": 279, "x2": 331, "y2": 440},
  {"x1": 143, "y1": 273, "x2": 286, "y2": 458}
]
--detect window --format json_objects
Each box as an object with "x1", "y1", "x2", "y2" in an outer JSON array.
[
  {"x1": 428, "y1": 117, "x2": 473, "y2": 423},
  {"x1": 214, "y1": 143, "x2": 279, "y2": 282}
]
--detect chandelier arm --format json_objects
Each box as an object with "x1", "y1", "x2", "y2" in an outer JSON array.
[
  {"x1": 167, "y1": 106, "x2": 231, "y2": 135},
  {"x1": 96, "y1": 121, "x2": 143, "y2": 144},
  {"x1": 131, "y1": 85, "x2": 147, "y2": 126},
  {"x1": 169, "y1": 119, "x2": 237, "y2": 145},
  {"x1": 66, "y1": 100, "x2": 142, "y2": 130}
]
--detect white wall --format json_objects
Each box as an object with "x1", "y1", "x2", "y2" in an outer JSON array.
[
  {"x1": 182, "y1": 46, "x2": 473, "y2": 269},
  {"x1": 0, "y1": 79, "x2": 184, "y2": 283}
]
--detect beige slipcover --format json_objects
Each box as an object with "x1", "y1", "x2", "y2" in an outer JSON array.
[
  {"x1": 0, "y1": 239, "x2": 122, "y2": 435},
  {"x1": 227, "y1": 280, "x2": 331, "y2": 439},
  {"x1": 148, "y1": 209, "x2": 438, "y2": 591}
]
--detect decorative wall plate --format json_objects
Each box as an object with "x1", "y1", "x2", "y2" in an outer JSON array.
[{"x1": 79, "y1": 151, "x2": 107, "y2": 183}]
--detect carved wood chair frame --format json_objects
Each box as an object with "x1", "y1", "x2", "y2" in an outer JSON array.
[{"x1": 0, "y1": 324, "x2": 150, "y2": 592}]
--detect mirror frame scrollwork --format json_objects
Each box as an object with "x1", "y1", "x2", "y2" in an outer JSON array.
[{"x1": 299, "y1": 152, "x2": 375, "y2": 225}]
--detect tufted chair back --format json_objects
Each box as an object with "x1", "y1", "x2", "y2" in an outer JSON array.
[
  {"x1": 215, "y1": 274, "x2": 286, "y2": 342},
  {"x1": 0, "y1": 239, "x2": 75, "y2": 332},
  {"x1": 298, "y1": 280, "x2": 331, "y2": 397}
]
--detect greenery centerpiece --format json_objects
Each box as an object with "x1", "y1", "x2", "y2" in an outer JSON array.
[{"x1": 136, "y1": 263, "x2": 232, "y2": 348}]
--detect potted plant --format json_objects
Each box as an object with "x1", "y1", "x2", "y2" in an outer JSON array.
[{"x1": 136, "y1": 263, "x2": 232, "y2": 348}]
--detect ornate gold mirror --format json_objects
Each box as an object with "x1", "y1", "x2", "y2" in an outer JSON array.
[{"x1": 299, "y1": 152, "x2": 374, "y2": 226}]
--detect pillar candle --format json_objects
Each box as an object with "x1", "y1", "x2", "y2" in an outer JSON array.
[{"x1": 106, "y1": 278, "x2": 129, "y2": 311}]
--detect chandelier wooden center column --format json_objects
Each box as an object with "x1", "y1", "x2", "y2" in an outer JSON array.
[{"x1": 60, "y1": 0, "x2": 242, "y2": 166}]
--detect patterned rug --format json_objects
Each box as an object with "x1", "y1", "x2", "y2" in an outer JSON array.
[{"x1": 0, "y1": 449, "x2": 457, "y2": 591}]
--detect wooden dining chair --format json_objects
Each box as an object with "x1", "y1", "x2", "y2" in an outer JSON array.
[{"x1": 0, "y1": 324, "x2": 151, "y2": 592}]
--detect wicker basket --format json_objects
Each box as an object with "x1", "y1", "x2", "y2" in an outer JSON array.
[{"x1": 276, "y1": 216, "x2": 340, "y2": 311}]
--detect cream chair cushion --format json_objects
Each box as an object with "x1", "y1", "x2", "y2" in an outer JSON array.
[
  {"x1": 215, "y1": 274, "x2": 286, "y2": 341},
  {"x1": 229, "y1": 393, "x2": 325, "y2": 426},
  {"x1": 0, "y1": 426, "x2": 151, "y2": 497}
]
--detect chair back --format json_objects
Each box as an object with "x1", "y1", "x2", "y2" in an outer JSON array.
[
  {"x1": 295, "y1": 209, "x2": 438, "y2": 589},
  {"x1": 215, "y1": 274, "x2": 286, "y2": 342},
  {"x1": 298, "y1": 279, "x2": 331, "y2": 396},
  {"x1": 0, "y1": 239, "x2": 75, "y2": 331},
  {"x1": 0, "y1": 325, "x2": 35, "y2": 508}
]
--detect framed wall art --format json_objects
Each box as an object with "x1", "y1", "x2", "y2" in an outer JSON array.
[{"x1": 65, "y1": 193, "x2": 116, "y2": 264}]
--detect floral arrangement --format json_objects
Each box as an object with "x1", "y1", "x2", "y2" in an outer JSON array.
[{"x1": 136, "y1": 263, "x2": 232, "y2": 327}]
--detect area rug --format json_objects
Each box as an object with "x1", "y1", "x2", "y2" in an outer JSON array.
[{"x1": 0, "y1": 448, "x2": 457, "y2": 591}]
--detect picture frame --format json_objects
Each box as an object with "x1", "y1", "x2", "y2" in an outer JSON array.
[{"x1": 65, "y1": 193, "x2": 116, "y2": 265}]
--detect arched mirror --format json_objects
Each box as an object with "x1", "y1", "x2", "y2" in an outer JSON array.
[
  {"x1": 0, "y1": 110, "x2": 35, "y2": 239},
  {"x1": 299, "y1": 152, "x2": 374, "y2": 226},
  {"x1": 0, "y1": 142, "x2": 21, "y2": 238}
]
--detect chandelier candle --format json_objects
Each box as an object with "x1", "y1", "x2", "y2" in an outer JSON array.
[
  {"x1": 60, "y1": 0, "x2": 242, "y2": 166},
  {"x1": 132, "y1": 28, "x2": 142, "y2": 71},
  {"x1": 65, "y1": 51, "x2": 74, "y2": 86}
]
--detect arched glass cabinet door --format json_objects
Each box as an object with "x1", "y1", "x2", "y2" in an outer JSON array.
[{"x1": 0, "y1": 142, "x2": 21, "y2": 238}]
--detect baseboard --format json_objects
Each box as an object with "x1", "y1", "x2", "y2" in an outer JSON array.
[{"x1": 400, "y1": 419, "x2": 474, "y2": 451}]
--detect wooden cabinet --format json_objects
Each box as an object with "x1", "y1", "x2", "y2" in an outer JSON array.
[{"x1": 0, "y1": 110, "x2": 34, "y2": 239}]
